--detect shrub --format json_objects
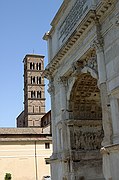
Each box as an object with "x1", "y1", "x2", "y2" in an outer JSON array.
[{"x1": 4, "y1": 173, "x2": 12, "y2": 180}]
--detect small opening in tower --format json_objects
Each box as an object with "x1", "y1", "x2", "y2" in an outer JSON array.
[
  {"x1": 39, "y1": 63, "x2": 41, "y2": 70},
  {"x1": 31, "y1": 91, "x2": 36, "y2": 98},
  {"x1": 39, "y1": 106, "x2": 41, "y2": 112},
  {"x1": 33, "y1": 77, "x2": 35, "y2": 84},
  {"x1": 33, "y1": 106, "x2": 35, "y2": 113},
  {"x1": 37, "y1": 91, "x2": 41, "y2": 98}
]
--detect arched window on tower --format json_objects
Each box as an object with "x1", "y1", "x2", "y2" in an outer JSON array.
[
  {"x1": 38, "y1": 63, "x2": 41, "y2": 70},
  {"x1": 31, "y1": 76, "x2": 33, "y2": 84},
  {"x1": 33, "y1": 106, "x2": 35, "y2": 113},
  {"x1": 31, "y1": 91, "x2": 33, "y2": 98},
  {"x1": 33, "y1": 121, "x2": 35, "y2": 126},
  {"x1": 33, "y1": 76, "x2": 35, "y2": 84},
  {"x1": 37, "y1": 77, "x2": 41, "y2": 84},
  {"x1": 30, "y1": 62, "x2": 33, "y2": 70},
  {"x1": 37, "y1": 91, "x2": 41, "y2": 98},
  {"x1": 37, "y1": 77, "x2": 38, "y2": 84},
  {"x1": 33, "y1": 63, "x2": 35, "y2": 70},
  {"x1": 31, "y1": 91, "x2": 36, "y2": 98},
  {"x1": 36, "y1": 63, "x2": 38, "y2": 70},
  {"x1": 33, "y1": 91, "x2": 36, "y2": 98},
  {"x1": 39, "y1": 77, "x2": 41, "y2": 84},
  {"x1": 39, "y1": 106, "x2": 41, "y2": 112},
  {"x1": 30, "y1": 62, "x2": 35, "y2": 70}
]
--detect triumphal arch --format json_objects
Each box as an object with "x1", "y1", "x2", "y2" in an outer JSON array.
[{"x1": 43, "y1": 0, "x2": 119, "y2": 179}]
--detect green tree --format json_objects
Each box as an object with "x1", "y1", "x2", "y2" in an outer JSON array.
[{"x1": 4, "y1": 173, "x2": 12, "y2": 180}]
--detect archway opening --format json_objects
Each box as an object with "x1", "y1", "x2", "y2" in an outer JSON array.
[{"x1": 67, "y1": 73, "x2": 104, "y2": 179}]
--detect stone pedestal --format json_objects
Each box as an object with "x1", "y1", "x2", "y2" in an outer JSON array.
[
  {"x1": 110, "y1": 96, "x2": 119, "y2": 144},
  {"x1": 101, "y1": 144, "x2": 119, "y2": 180}
]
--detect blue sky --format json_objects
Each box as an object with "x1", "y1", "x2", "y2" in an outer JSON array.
[{"x1": 0, "y1": 0, "x2": 63, "y2": 127}]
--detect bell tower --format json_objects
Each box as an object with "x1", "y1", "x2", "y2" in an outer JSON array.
[{"x1": 23, "y1": 54, "x2": 45, "y2": 127}]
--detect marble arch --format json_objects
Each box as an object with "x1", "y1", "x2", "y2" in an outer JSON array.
[{"x1": 44, "y1": 0, "x2": 119, "y2": 179}]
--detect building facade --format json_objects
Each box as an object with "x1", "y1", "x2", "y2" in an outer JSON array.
[
  {"x1": 0, "y1": 128, "x2": 52, "y2": 180},
  {"x1": 17, "y1": 54, "x2": 46, "y2": 127},
  {"x1": 41, "y1": 110, "x2": 52, "y2": 134},
  {"x1": 44, "y1": 0, "x2": 119, "y2": 179}
]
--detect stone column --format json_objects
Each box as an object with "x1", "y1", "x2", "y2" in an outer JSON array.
[
  {"x1": 47, "y1": 78, "x2": 57, "y2": 154},
  {"x1": 94, "y1": 40, "x2": 112, "y2": 146},
  {"x1": 59, "y1": 77, "x2": 67, "y2": 120},
  {"x1": 100, "y1": 147, "x2": 112, "y2": 180},
  {"x1": 59, "y1": 77, "x2": 69, "y2": 151},
  {"x1": 58, "y1": 77, "x2": 71, "y2": 180}
]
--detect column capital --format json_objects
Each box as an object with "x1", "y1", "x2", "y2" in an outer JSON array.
[
  {"x1": 92, "y1": 39, "x2": 104, "y2": 53},
  {"x1": 47, "y1": 80, "x2": 55, "y2": 95},
  {"x1": 58, "y1": 76, "x2": 68, "y2": 87}
]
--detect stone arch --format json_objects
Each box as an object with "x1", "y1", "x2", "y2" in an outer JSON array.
[
  {"x1": 68, "y1": 73, "x2": 102, "y2": 121},
  {"x1": 67, "y1": 72, "x2": 104, "y2": 178}
]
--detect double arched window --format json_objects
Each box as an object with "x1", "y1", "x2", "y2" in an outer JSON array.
[
  {"x1": 30, "y1": 62, "x2": 35, "y2": 70},
  {"x1": 30, "y1": 62, "x2": 41, "y2": 70},
  {"x1": 31, "y1": 76, "x2": 41, "y2": 84},
  {"x1": 36, "y1": 63, "x2": 41, "y2": 70},
  {"x1": 37, "y1": 91, "x2": 41, "y2": 98},
  {"x1": 31, "y1": 91, "x2": 36, "y2": 98},
  {"x1": 31, "y1": 91, "x2": 42, "y2": 99}
]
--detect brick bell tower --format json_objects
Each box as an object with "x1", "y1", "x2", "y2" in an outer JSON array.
[{"x1": 23, "y1": 54, "x2": 46, "y2": 127}]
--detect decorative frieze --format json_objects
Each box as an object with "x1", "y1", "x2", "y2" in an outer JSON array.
[
  {"x1": 67, "y1": 120, "x2": 103, "y2": 151},
  {"x1": 73, "y1": 128, "x2": 103, "y2": 150}
]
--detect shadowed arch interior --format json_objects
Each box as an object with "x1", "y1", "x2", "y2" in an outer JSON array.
[
  {"x1": 67, "y1": 72, "x2": 104, "y2": 153},
  {"x1": 69, "y1": 73, "x2": 102, "y2": 121}
]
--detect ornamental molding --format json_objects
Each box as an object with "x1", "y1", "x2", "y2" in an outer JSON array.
[
  {"x1": 83, "y1": 54, "x2": 98, "y2": 73},
  {"x1": 44, "y1": 0, "x2": 115, "y2": 79},
  {"x1": 115, "y1": 13, "x2": 119, "y2": 26},
  {"x1": 70, "y1": 52, "x2": 98, "y2": 78},
  {"x1": 91, "y1": 38, "x2": 104, "y2": 52},
  {"x1": 71, "y1": 61, "x2": 84, "y2": 77},
  {"x1": 101, "y1": 144, "x2": 119, "y2": 154}
]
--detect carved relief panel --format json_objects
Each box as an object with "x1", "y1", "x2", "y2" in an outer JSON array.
[
  {"x1": 70, "y1": 123, "x2": 103, "y2": 151},
  {"x1": 68, "y1": 73, "x2": 103, "y2": 152}
]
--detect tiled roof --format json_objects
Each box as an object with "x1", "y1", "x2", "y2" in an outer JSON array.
[
  {"x1": 0, "y1": 128, "x2": 43, "y2": 134},
  {"x1": 0, "y1": 128, "x2": 52, "y2": 142}
]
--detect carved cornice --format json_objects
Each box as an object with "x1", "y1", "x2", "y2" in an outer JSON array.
[
  {"x1": 96, "y1": 0, "x2": 116, "y2": 19},
  {"x1": 101, "y1": 144, "x2": 119, "y2": 154},
  {"x1": 44, "y1": 1, "x2": 115, "y2": 79},
  {"x1": 66, "y1": 119, "x2": 102, "y2": 126}
]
